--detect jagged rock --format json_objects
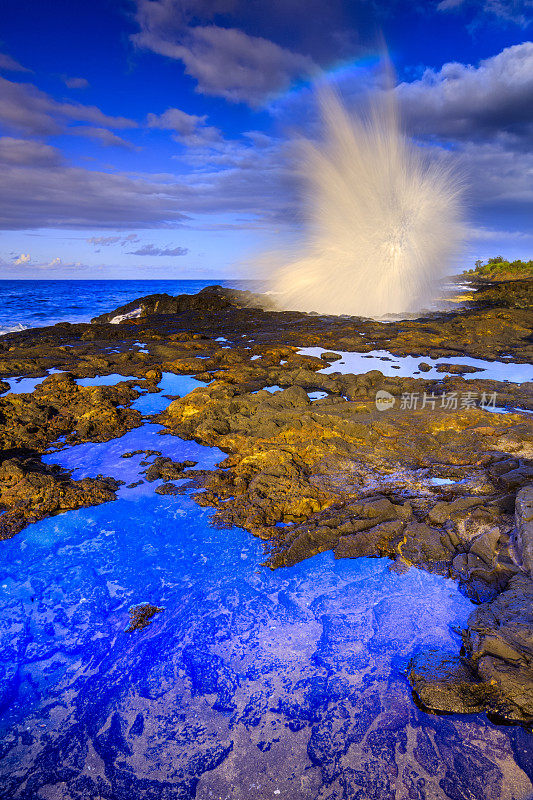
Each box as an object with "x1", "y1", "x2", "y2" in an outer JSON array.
[
  {"x1": 335, "y1": 519, "x2": 405, "y2": 559},
  {"x1": 463, "y1": 574, "x2": 533, "y2": 721},
  {"x1": 144, "y1": 457, "x2": 197, "y2": 482},
  {"x1": 410, "y1": 574, "x2": 533, "y2": 722},
  {"x1": 515, "y1": 485, "x2": 533, "y2": 576},
  {"x1": 0, "y1": 454, "x2": 120, "y2": 540},
  {"x1": 427, "y1": 497, "x2": 481, "y2": 525},
  {"x1": 409, "y1": 649, "x2": 488, "y2": 713},
  {"x1": 469, "y1": 526, "x2": 501, "y2": 565},
  {"x1": 91, "y1": 285, "x2": 271, "y2": 324}
]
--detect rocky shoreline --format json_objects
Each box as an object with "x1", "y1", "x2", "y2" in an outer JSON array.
[{"x1": 1, "y1": 280, "x2": 532, "y2": 728}]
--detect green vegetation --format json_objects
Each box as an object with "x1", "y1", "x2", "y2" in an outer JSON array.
[{"x1": 466, "y1": 256, "x2": 533, "y2": 280}]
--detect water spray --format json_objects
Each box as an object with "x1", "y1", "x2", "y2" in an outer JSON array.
[{"x1": 269, "y1": 87, "x2": 465, "y2": 318}]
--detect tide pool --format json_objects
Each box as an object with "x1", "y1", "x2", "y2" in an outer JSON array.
[
  {"x1": 299, "y1": 347, "x2": 533, "y2": 383},
  {"x1": 1, "y1": 416, "x2": 530, "y2": 798}
]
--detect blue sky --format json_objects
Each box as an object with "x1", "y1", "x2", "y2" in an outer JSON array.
[{"x1": 0, "y1": 0, "x2": 532, "y2": 279}]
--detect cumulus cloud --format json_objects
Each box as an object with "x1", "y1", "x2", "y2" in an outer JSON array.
[
  {"x1": 0, "y1": 124, "x2": 296, "y2": 230},
  {"x1": 147, "y1": 107, "x2": 220, "y2": 144},
  {"x1": 133, "y1": 0, "x2": 315, "y2": 106},
  {"x1": 13, "y1": 253, "x2": 31, "y2": 264},
  {"x1": 1, "y1": 41, "x2": 531, "y2": 236},
  {"x1": 63, "y1": 76, "x2": 90, "y2": 89},
  {"x1": 459, "y1": 140, "x2": 533, "y2": 205},
  {"x1": 0, "y1": 76, "x2": 136, "y2": 136},
  {"x1": 397, "y1": 42, "x2": 533, "y2": 147},
  {"x1": 127, "y1": 244, "x2": 189, "y2": 256}
]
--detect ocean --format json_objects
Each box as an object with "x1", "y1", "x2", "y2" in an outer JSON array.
[{"x1": 0, "y1": 279, "x2": 253, "y2": 334}]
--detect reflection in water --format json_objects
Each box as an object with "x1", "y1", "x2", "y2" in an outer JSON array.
[
  {"x1": 299, "y1": 347, "x2": 533, "y2": 384},
  {"x1": 1, "y1": 409, "x2": 532, "y2": 798}
]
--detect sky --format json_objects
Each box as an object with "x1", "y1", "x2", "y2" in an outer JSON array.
[{"x1": 0, "y1": 0, "x2": 532, "y2": 279}]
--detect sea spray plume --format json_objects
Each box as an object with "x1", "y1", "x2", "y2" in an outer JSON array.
[{"x1": 270, "y1": 88, "x2": 465, "y2": 318}]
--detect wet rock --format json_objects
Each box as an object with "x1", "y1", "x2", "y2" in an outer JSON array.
[
  {"x1": 0, "y1": 454, "x2": 120, "y2": 540},
  {"x1": 409, "y1": 649, "x2": 488, "y2": 713},
  {"x1": 469, "y1": 527, "x2": 501, "y2": 565},
  {"x1": 436, "y1": 363, "x2": 483, "y2": 374},
  {"x1": 400, "y1": 523, "x2": 450, "y2": 567},
  {"x1": 125, "y1": 603, "x2": 164, "y2": 632},
  {"x1": 155, "y1": 482, "x2": 185, "y2": 495},
  {"x1": 335, "y1": 519, "x2": 405, "y2": 559},
  {"x1": 472, "y1": 279, "x2": 533, "y2": 310},
  {"x1": 410, "y1": 573, "x2": 533, "y2": 722},
  {"x1": 427, "y1": 497, "x2": 481, "y2": 525},
  {"x1": 91, "y1": 285, "x2": 270, "y2": 324},
  {"x1": 498, "y1": 466, "x2": 533, "y2": 491},
  {"x1": 463, "y1": 573, "x2": 533, "y2": 721},
  {"x1": 515, "y1": 485, "x2": 533, "y2": 577},
  {"x1": 144, "y1": 456, "x2": 198, "y2": 482}
]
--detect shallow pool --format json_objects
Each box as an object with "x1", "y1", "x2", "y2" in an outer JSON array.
[
  {"x1": 1, "y1": 414, "x2": 531, "y2": 797},
  {"x1": 299, "y1": 347, "x2": 533, "y2": 384}
]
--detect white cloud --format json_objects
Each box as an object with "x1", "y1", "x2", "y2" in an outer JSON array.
[
  {"x1": 14, "y1": 253, "x2": 31, "y2": 264},
  {"x1": 0, "y1": 160, "x2": 190, "y2": 230},
  {"x1": 0, "y1": 76, "x2": 137, "y2": 136},
  {"x1": 468, "y1": 225, "x2": 533, "y2": 239},
  {"x1": 71, "y1": 126, "x2": 138, "y2": 149},
  {"x1": 133, "y1": 0, "x2": 316, "y2": 107},
  {"x1": 397, "y1": 42, "x2": 533, "y2": 145},
  {"x1": 147, "y1": 107, "x2": 221, "y2": 145},
  {"x1": 0, "y1": 137, "x2": 62, "y2": 166}
]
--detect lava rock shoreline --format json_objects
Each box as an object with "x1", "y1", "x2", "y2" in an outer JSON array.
[{"x1": 0, "y1": 280, "x2": 532, "y2": 726}]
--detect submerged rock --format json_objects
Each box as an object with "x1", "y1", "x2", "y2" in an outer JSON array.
[{"x1": 126, "y1": 603, "x2": 164, "y2": 632}]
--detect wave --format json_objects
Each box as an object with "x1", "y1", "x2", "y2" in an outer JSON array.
[{"x1": 0, "y1": 323, "x2": 29, "y2": 337}]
